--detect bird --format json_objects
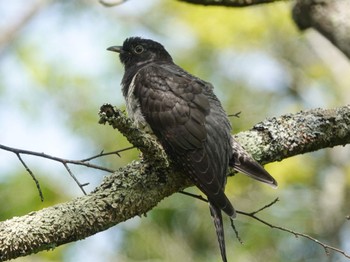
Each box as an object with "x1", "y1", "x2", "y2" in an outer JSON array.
[{"x1": 107, "y1": 37, "x2": 277, "y2": 262}]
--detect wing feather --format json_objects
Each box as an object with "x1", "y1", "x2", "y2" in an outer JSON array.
[{"x1": 134, "y1": 63, "x2": 235, "y2": 217}]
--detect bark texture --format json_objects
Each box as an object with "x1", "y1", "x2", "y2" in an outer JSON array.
[{"x1": 0, "y1": 105, "x2": 350, "y2": 261}]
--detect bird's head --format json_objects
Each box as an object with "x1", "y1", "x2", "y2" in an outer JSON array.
[{"x1": 107, "y1": 37, "x2": 173, "y2": 69}]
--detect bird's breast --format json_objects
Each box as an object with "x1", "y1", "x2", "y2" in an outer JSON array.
[{"x1": 126, "y1": 72, "x2": 152, "y2": 133}]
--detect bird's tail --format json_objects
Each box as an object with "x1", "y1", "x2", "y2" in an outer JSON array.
[
  {"x1": 230, "y1": 138, "x2": 277, "y2": 187},
  {"x1": 209, "y1": 202, "x2": 227, "y2": 262}
]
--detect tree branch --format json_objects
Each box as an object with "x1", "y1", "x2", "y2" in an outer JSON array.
[
  {"x1": 236, "y1": 105, "x2": 350, "y2": 164},
  {"x1": 176, "y1": 0, "x2": 286, "y2": 7},
  {"x1": 292, "y1": 0, "x2": 350, "y2": 59},
  {"x1": 1, "y1": 105, "x2": 350, "y2": 261}
]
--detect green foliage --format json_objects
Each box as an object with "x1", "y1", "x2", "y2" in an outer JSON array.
[{"x1": 0, "y1": 170, "x2": 68, "y2": 220}]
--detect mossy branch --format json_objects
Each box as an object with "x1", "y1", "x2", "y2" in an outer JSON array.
[{"x1": 0, "y1": 105, "x2": 350, "y2": 261}]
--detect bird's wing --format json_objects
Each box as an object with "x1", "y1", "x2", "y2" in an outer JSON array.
[
  {"x1": 134, "y1": 63, "x2": 235, "y2": 217},
  {"x1": 230, "y1": 137, "x2": 277, "y2": 187}
]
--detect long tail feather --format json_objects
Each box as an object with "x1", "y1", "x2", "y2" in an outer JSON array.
[{"x1": 209, "y1": 203, "x2": 227, "y2": 262}]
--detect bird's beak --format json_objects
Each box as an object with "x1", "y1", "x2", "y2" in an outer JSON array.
[{"x1": 107, "y1": 46, "x2": 122, "y2": 53}]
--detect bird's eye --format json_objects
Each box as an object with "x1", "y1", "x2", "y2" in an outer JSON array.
[{"x1": 134, "y1": 45, "x2": 144, "y2": 54}]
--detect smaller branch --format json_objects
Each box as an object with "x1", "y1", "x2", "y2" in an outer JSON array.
[
  {"x1": 0, "y1": 143, "x2": 115, "y2": 197},
  {"x1": 16, "y1": 153, "x2": 44, "y2": 202},
  {"x1": 178, "y1": 191, "x2": 208, "y2": 202},
  {"x1": 249, "y1": 197, "x2": 279, "y2": 215},
  {"x1": 0, "y1": 141, "x2": 138, "y2": 197},
  {"x1": 0, "y1": 144, "x2": 114, "y2": 173},
  {"x1": 230, "y1": 219, "x2": 244, "y2": 244},
  {"x1": 227, "y1": 111, "x2": 241, "y2": 118},
  {"x1": 237, "y1": 203, "x2": 350, "y2": 259},
  {"x1": 80, "y1": 146, "x2": 135, "y2": 162},
  {"x1": 0, "y1": 143, "x2": 138, "y2": 196},
  {"x1": 62, "y1": 163, "x2": 87, "y2": 195}
]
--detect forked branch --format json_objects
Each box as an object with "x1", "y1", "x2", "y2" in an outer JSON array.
[{"x1": 0, "y1": 143, "x2": 135, "y2": 199}]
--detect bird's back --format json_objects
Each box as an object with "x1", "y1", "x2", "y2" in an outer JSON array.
[{"x1": 129, "y1": 62, "x2": 235, "y2": 217}]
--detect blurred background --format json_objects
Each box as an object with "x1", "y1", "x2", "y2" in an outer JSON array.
[{"x1": 1, "y1": 0, "x2": 350, "y2": 261}]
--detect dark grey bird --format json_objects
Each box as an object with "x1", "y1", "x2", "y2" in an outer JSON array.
[{"x1": 107, "y1": 37, "x2": 277, "y2": 262}]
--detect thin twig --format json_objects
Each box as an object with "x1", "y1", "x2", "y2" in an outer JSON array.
[
  {"x1": 228, "y1": 111, "x2": 241, "y2": 118},
  {"x1": 0, "y1": 143, "x2": 115, "y2": 197},
  {"x1": 0, "y1": 144, "x2": 114, "y2": 173},
  {"x1": 179, "y1": 192, "x2": 350, "y2": 259},
  {"x1": 237, "y1": 200, "x2": 350, "y2": 259},
  {"x1": 16, "y1": 153, "x2": 44, "y2": 201},
  {"x1": 178, "y1": 190, "x2": 208, "y2": 202},
  {"x1": 230, "y1": 219, "x2": 243, "y2": 244},
  {"x1": 249, "y1": 197, "x2": 279, "y2": 215},
  {"x1": 80, "y1": 146, "x2": 135, "y2": 162},
  {"x1": 0, "y1": 143, "x2": 136, "y2": 198},
  {"x1": 62, "y1": 163, "x2": 87, "y2": 195}
]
